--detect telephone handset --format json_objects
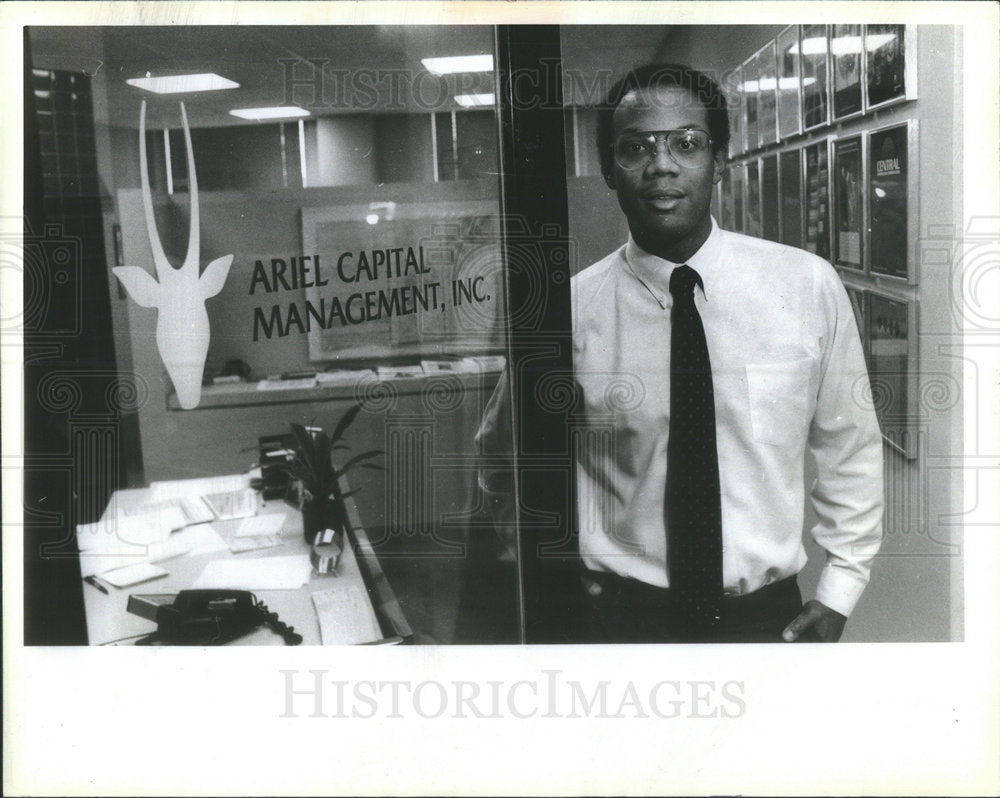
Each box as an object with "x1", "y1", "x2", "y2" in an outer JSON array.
[{"x1": 131, "y1": 589, "x2": 303, "y2": 645}]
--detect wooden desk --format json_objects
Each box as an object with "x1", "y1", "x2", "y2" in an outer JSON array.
[{"x1": 81, "y1": 477, "x2": 411, "y2": 646}]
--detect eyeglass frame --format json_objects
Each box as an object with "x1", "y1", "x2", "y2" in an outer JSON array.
[{"x1": 611, "y1": 128, "x2": 716, "y2": 171}]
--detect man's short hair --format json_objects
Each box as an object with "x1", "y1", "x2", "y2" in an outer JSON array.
[{"x1": 596, "y1": 63, "x2": 731, "y2": 179}]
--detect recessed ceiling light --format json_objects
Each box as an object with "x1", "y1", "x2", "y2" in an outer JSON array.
[
  {"x1": 422, "y1": 55, "x2": 494, "y2": 75},
  {"x1": 454, "y1": 93, "x2": 495, "y2": 108},
  {"x1": 229, "y1": 106, "x2": 311, "y2": 120},
  {"x1": 126, "y1": 73, "x2": 240, "y2": 94}
]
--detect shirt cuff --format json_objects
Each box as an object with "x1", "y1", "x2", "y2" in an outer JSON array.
[{"x1": 814, "y1": 564, "x2": 869, "y2": 617}]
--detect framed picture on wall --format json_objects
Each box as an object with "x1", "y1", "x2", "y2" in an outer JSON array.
[
  {"x1": 803, "y1": 140, "x2": 830, "y2": 260},
  {"x1": 867, "y1": 291, "x2": 919, "y2": 458},
  {"x1": 868, "y1": 121, "x2": 913, "y2": 281},
  {"x1": 831, "y1": 23, "x2": 864, "y2": 120},
  {"x1": 742, "y1": 53, "x2": 760, "y2": 151},
  {"x1": 725, "y1": 66, "x2": 745, "y2": 158},
  {"x1": 731, "y1": 163, "x2": 745, "y2": 234},
  {"x1": 800, "y1": 24, "x2": 830, "y2": 131},
  {"x1": 745, "y1": 159, "x2": 762, "y2": 237},
  {"x1": 757, "y1": 41, "x2": 778, "y2": 147},
  {"x1": 760, "y1": 154, "x2": 780, "y2": 242},
  {"x1": 776, "y1": 26, "x2": 802, "y2": 140},
  {"x1": 832, "y1": 135, "x2": 864, "y2": 270},
  {"x1": 844, "y1": 284, "x2": 870, "y2": 366},
  {"x1": 865, "y1": 24, "x2": 914, "y2": 110},
  {"x1": 779, "y1": 148, "x2": 803, "y2": 248},
  {"x1": 720, "y1": 167, "x2": 734, "y2": 231}
]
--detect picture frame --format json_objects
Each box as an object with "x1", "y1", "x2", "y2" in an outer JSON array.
[
  {"x1": 831, "y1": 23, "x2": 864, "y2": 120},
  {"x1": 760, "y1": 154, "x2": 780, "y2": 242},
  {"x1": 864, "y1": 23, "x2": 915, "y2": 111},
  {"x1": 725, "y1": 65, "x2": 745, "y2": 158},
  {"x1": 800, "y1": 23, "x2": 830, "y2": 131},
  {"x1": 803, "y1": 139, "x2": 831, "y2": 260},
  {"x1": 745, "y1": 158, "x2": 762, "y2": 237},
  {"x1": 757, "y1": 41, "x2": 779, "y2": 147},
  {"x1": 778, "y1": 148, "x2": 803, "y2": 248},
  {"x1": 720, "y1": 166, "x2": 735, "y2": 231},
  {"x1": 742, "y1": 52, "x2": 760, "y2": 151},
  {"x1": 832, "y1": 135, "x2": 864, "y2": 270},
  {"x1": 868, "y1": 121, "x2": 915, "y2": 282},
  {"x1": 731, "y1": 163, "x2": 745, "y2": 234},
  {"x1": 776, "y1": 25, "x2": 802, "y2": 140},
  {"x1": 867, "y1": 291, "x2": 919, "y2": 459}
]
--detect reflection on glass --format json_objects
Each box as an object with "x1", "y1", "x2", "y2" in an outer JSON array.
[
  {"x1": 868, "y1": 293, "x2": 909, "y2": 426},
  {"x1": 866, "y1": 24, "x2": 906, "y2": 108},
  {"x1": 761, "y1": 155, "x2": 779, "y2": 242},
  {"x1": 743, "y1": 53, "x2": 760, "y2": 150},
  {"x1": 832, "y1": 23, "x2": 863, "y2": 119},
  {"x1": 833, "y1": 136, "x2": 863, "y2": 267},
  {"x1": 804, "y1": 141, "x2": 830, "y2": 259},
  {"x1": 732, "y1": 164, "x2": 745, "y2": 234},
  {"x1": 757, "y1": 43, "x2": 778, "y2": 147},
  {"x1": 869, "y1": 124, "x2": 909, "y2": 279},
  {"x1": 746, "y1": 160, "x2": 762, "y2": 237},
  {"x1": 777, "y1": 26, "x2": 802, "y2": 139},
  {"x1": 779, "y1": 149, "x2": 803, "y2": 248},
  {"x1": 800, "y1": 24, "x2": 829, "y2": 130}
]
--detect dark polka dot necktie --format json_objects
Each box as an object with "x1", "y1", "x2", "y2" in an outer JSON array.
[{"x1": 666, "y1": 264, "x2": 723, "y2": 631}]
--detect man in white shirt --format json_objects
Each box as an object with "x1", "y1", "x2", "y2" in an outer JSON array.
[{"x1": 478, "y1": 63, "x2": 883, "y2": 643}]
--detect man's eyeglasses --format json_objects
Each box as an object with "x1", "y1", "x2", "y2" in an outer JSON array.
[{"x1": 613, "y1": 129, "x2": 714, "y2": 171}]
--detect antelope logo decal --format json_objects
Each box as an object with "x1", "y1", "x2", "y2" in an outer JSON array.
[{"x1": 113, "y1": 101, "x2": 233, "y2": 409}]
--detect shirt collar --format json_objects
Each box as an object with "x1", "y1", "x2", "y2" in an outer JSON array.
[{"x1": 624, "y1": 216, "x2": 723, "y2": 301}]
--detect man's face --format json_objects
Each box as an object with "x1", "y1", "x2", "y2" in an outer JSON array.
[{"x1": 605, "y1": 85, "x2": 725, "y2": 255}]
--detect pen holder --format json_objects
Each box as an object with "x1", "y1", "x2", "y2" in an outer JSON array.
[{"x1": 310, "y1": 527, "x2": 345, "y2": 575}]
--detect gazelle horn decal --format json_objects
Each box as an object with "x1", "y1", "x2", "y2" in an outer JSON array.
[{"x1": 113, "y1": 101, "x2": 234, "y2": 410}]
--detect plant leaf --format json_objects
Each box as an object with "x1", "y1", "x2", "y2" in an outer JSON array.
[
  {"x1": 333, "y1": 449, "x2": 384, "y2": 478},
  {"x1": 330, "y1": 403, "x2": 362, "y2": 444}
]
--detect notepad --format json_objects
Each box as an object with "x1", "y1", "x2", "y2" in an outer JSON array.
[
  {"x1": 235, "y1": 513, "x2": 286, "y2": 538},
  {"x1": 312, "y1": 586, "x2": 382, "y2": 645},
  {"x1": 101, "y1": 562, "x2": 169, "y2": 588}
]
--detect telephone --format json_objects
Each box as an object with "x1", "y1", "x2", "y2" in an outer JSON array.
[{"x1": 128, "y1": 589, "x2": 302, "y2": 645}]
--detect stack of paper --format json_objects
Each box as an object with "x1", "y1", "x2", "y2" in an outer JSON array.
[{"x1": 77, "y1": 510, "x2": 227, "y2": 579}]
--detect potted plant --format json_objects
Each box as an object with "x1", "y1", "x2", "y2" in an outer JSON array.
[{"x1": 286, "y1": 403, "x2": 384, "y2": 548}]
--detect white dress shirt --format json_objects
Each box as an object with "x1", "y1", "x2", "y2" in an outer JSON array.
[{"x1": 572, "y1": 219, "x2": 883, "y2": 617}]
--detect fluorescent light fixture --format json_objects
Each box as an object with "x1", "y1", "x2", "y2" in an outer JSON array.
[
  {"x1": 742, "y1": 77, "x2": 816, "y2": 92},
  {"x1": 422, "y1": 55, "x2": 494, "y2": 75},
  {"x1": 454, "y1": 93, "x2": 495, "y2": 108},
  {"x1": 792, "y1": 33, "x2": 895, "y2": 58},
  {"x1": 229, "y1": 106, "x2": 310, "y2": 120},
  {"x1": 862, "y1": 33, "x2": 897, "y2": 52},
  {"x1": 126, "y1": 73, "x2": 239, "y2": 94}
]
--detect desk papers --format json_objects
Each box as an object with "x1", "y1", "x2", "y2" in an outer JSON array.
[{"x1": 192, "y1": 555, "x2": 312, "y2": 590}]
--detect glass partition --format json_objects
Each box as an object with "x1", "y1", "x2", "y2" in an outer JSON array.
[{"x1": 27, "y1": 25, "x2": 519, "y2": 644}]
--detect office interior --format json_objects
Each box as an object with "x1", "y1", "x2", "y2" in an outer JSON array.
[{"x1": 23, "y1": 24, "x2": 962, "y2": 644}]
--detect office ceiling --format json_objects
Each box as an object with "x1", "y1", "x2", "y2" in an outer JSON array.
[{"x1": 28, "y1": 25, "x2": 669, "y2": 129}]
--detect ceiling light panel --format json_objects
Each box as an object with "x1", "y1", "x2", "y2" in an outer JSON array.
[
  {"x1": 229, "y1": 106, "x2": 311, "y2": 120},
  {"x1": 422, "y1": 55, "x2": 494, "y2": 75},
  {"x1": 126, "y1": 73, "x2": 240, "y2": 94}
]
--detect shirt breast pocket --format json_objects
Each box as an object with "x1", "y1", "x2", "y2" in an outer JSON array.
[{"x1": 745, "y1": 359, "x2": 813, "y2": 447}]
